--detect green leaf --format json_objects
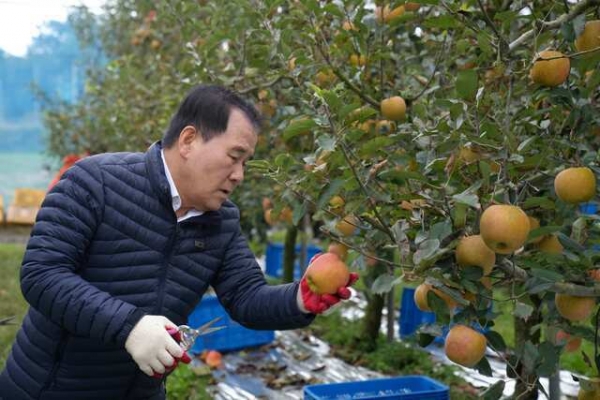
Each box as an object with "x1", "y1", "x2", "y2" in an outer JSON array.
[
  {"x1": 359, "y1": 136, "x2": 395, "y2": 156},
  {"x1": 322, "y1": 90, "x2": 342, "y2": 112},
  {"x1": 452, "y1": 203, "x2": 468, "y2": 229},
  {"x1": 537, "y1": 341, "x2": 560, "y2": 377},
  {"x1": 344, "y1": 105, "x2": 377, "y2": 123},
  {"x1": 529, "y1": 268, "x2": 564, "y2": 282},
  {"x1": 527, "y1": 226, "x2": 561, "y2": 242},
  {"x1": 456, "y1": 69, "x2": 478, "y2": 101},
  {"x1": 413, "y1": 239, "x2": 440, "y2": 266},
  {"x1": 428, "y1": 292, "x2": 451, "y2": 324},
  {"x1": 506, "y1": 355, "x2": 519, "y2": 378},
  {"x1": 557, "y1": 232, "x2": 586, "y2": 252},
  {"x1": 303, "y1": 0, "x2": 319, "y2": 12},
  {"x1": 292, "y1": 201, "x2": 307, "y2": 226},
  {"x1": 476, "y1": 32, "x2": 493, "y2": 56},
  {"x1": 321, "y1": 3, "x2": 344, "y2": 17},
  {"x1": 282, "y1": 118, "x2": 317, "y2": 141},
  {"x1": 371, "y1": 273, "x2": 402, "y2": 294},
  {"x1": 430, "y1": 220, "x2": 453, "y2": 241},
  {"x1": 417, "y1": 332, "x2": 436, "y2": 348},
  {"x1": 274, "y1": 153, "x2": 295, "y2": 168},
  {"x1": 246, "y1": 159, "x2": 271, "y2": 172},
  {"x1": 525, "y1": 278, "x2": 554, "y2": 295},
  {"x1": 460, "y1": 278, "x2": 479, "y2": 294},
  {"x1": 340, "y1": 103, "x2": 362, "y2": 121},
  {"x1": 316, "y1": 179, "x2": 345, "y2": 209},
  {"x1": 480, "y1": 380, "x2": 505, "y2": 400},
  {"x1": 561, "y1": 22, "x2": 576, "y2": 44},
  {"x1": 523, "y1": 197, "x2": 555, "y2": 210},
  {"x1": 514, "y1": 302, "x2": 534, "y2": 320},
  {"x1": 378, "y1": 169, "x2": 428, "y2": 183},
  {"x1": 391, "y1": 220, "x2": 409, "y2": 243},
  {"x1": 423, "y1": 15, "x2": 458, "y2": 29},
  {"x1": 452, "y1": 192, "x2": 480, "y2": 208},
  {"x1": 568, "y1": 325, "x2": 597, "y2": 343},
  {"x1": 461, "y1": 266, "x2": 484, "y2": 280},
  {"x1": 522, "y1": 341, "x2": 539, "y2": 374},
  {"x1": 434, "y1": 283, "x2": 469, "y2": 307},
  {"x1": 485, "y1": 331, "x2": 507, "y2": 352},
  {"x1": 571, "y1": 217, "x2": 587, "y2": 244},
  {"x1": 475, "y1": 356, "x2": 493, "y2": 376},
  {"x1": 572, "y1": 14, "x2": 587, "y2": 38},
  {"x1": 316, "y1": 135, "x2": 336, "y2": 152},
  {"x1": 517, "y1": 136, "x2": 537, "y2": 152}
]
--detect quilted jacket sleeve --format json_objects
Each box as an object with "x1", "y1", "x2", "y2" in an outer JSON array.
[
  {"x1": 212, "y1": 218, "x2": 314, "y2": 331},
  {"x1": 20, "y1": 158, "x2": 145, "y2": 346}
]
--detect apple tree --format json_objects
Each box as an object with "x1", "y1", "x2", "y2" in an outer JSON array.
[{"x1": 39, "y1": 0, "x2": 600, "y2": 398}]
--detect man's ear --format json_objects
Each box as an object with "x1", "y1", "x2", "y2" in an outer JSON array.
[{"x1": 178, "y1": 126, "x2": 199, "y2": 157}]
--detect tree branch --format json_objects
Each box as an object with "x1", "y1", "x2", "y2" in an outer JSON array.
[
  {"x1": 405, "y1": 35, "x2": 447, "y2": 104},
  {"x1": 497, "y1": 258, "x2": 600, "y2": 296},
  {"x1": 477, "y1": 0, "x2": 509, "y2": 53},
  {"x1": 308, "y1": 15, "x2": 380, "y2": 108},
  {"x1": 508, "y1": 0, "x2": 600, "y2": 53}
]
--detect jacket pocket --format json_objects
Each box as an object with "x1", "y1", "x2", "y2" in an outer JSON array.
[{"x1": 39, "y1": 331, "x2": 69, "y2": 393}]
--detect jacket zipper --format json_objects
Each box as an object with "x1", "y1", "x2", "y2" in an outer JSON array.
[
  {"x1": 39, "y1": 330, "x2": 69, "y2": 394},
  {"x1": 155, "y1": 225, "x2": 178, "y2": 314}
]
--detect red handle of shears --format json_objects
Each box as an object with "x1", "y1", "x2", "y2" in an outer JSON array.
[
  {"x1": 151, "y1": 327, "x2": 190, "y2": 379},
  {"x1": 166, "y1": 326, "x2": 181, "y2": 342}
]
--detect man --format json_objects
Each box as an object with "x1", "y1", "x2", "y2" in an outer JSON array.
[{"x1": 0, "y1": 84, "x2": 357, "y2": 399}]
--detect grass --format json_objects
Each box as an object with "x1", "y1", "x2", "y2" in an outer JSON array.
[
  {"x1": 0, "y1": 243, "x2": 27, "y2": 367},
  {"x1": 165, "y1": 366, "x2": 212, "y2": 399}
]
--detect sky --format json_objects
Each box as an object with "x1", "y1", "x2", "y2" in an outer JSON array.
[{"x1": 0, "y1": 0, "x2": 106, "y2": 57}]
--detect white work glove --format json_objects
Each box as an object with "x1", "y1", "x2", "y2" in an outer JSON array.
[{"x1": 125, "y1": 315, "x2": 184, "y2": 377}]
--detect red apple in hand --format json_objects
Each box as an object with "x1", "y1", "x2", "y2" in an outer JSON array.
[{"x1": 305, "y1": 252, "x2": 350, "y2": 295}]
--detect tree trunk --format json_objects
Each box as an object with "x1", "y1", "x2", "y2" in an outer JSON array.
[
  {"x1": 513, "y1": 294, "x2": 542, "y2": 400},
  {"x1": 360, "y1": 261, "x2": 387, "y2": 351},
  {"x1": 282, "y1": 225, "x2": 298, "y2": 283},
  {"x1": 362, "y1": 291, "x2": 385, "y2": 351}
]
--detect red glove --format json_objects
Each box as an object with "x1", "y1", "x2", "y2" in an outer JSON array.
[{"x1": 298, "y1": 253, "x2": 359, "y2": 314}]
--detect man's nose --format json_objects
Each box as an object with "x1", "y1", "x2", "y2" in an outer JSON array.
[{"x1": 230, "y1": 163, "x2": 244, "y2": 183}]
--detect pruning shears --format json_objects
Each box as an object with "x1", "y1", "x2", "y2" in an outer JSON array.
[
  {"x1": 152, "y1": 317, "x2": 226, "y2": 379},
  {"x1": 166, "y1": 316, "x2": 226, "y2": 351}
]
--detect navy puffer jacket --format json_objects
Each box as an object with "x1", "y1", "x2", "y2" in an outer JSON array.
[{"x1": 0, "y1": 142, "x2": 313, "y2": 399}]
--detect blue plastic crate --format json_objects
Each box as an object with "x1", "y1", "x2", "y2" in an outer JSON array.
[
  {"x1": 303, "y1": 375, "x2": 449, "y2": 400},
  {"x1": 186, "y1": 295, "x2": 275, "y2": 354},
  {"x1": 398, "y1": 287, "x2": 436, "y2": 339},
  {"x1": 265, "y1": 243, "x2": 322, "y2": 279},
  {"x1": 579, "y1": 202, "x2": 598, "y2": 215},
  {"x1": 398, "y1": 288, "x2": 491, "y2": 342}
]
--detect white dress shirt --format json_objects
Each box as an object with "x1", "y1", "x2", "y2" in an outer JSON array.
[{"x1": 161, "y1": 150, "x2": 204, "y2": 222}]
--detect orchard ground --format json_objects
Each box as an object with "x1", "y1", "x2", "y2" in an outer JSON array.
[{"x1": 0, "y1": 237, "x2": 593, "y2": 399}]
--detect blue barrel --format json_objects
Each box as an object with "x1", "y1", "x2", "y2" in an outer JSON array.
[
  {"x1": 398, "y1": 287, "x2": 436, "y2": 338},
  {"x1": 265, "y1": 243, "x2": 322, "y2": 278},
  {"x1": 579, "y1": 202, "x2": 598, "y2": 215}
]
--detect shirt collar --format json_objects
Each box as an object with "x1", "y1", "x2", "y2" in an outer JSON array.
[{"x1": 161, "y1": 149, "x2": 204, "y2": 222}]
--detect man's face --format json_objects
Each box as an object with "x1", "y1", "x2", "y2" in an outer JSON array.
[{"x1": 179, "y1": 108, "x2": 257, "y2": 211}]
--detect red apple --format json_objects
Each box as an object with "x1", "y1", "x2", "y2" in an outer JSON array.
[{"x1": 305, "y1": 252, "x2": 350, "y2": 295}]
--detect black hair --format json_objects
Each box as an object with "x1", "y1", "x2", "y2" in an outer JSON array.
[{"x1": 162, "y1": 84, "x2": 262, "y2": 148}]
